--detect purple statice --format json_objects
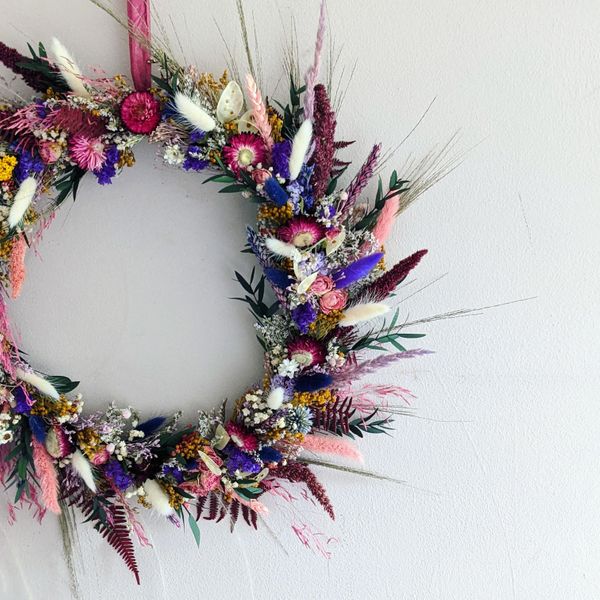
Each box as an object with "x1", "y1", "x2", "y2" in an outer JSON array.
[
  {"x1": 12, "y1": 386, "x2": 32, "y2": 415},
  {"x1": 183, "y1": 155, "x2": 209, "y2": 172},
  {"x1": 225, "y1": 446, "x2": 261, "y2": 474},
  {"x1": 94, "y1": 145, "x2": 119, "y2": 185},
  {"x1": 104, "y1": 460, "x2": 133, "y2": 491},
  {"x1": 189, "y1": 130, "x2": 206, "y2": 144},
  {"x1": 291, "y1": 302, "x2": 317, "y2": 334},
  {"x1": 162, "y1": 464, "x2": 184, "y2": 484},
  {"x1": 297, "y1": 164, "x2": 315, "y2": 210},
  {"x1": 14, "y1": 150, "x2": 44, "y2": 183},
  {"x1": 35, "y1": 99, "x2": 47, "y2": 119},
  {"x1": 271, "y1": 140, "x2": 291, "y2": 179}
]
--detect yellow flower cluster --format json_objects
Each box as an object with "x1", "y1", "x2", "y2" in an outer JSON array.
[
  {"x1": 0, "y1": 155, "x2": 17, "y2": 182},
  {"x1": 293, "y1": 388, "x2": 337, "y2": 408},
  {"x1": 197, "y1": 70, "x2": 229, "y2": 104},
  {"x1": 257, "y1": 201, "x2": 293, "y2": 225},
  {"x1": 165, "y1": 483, "x2": 185, "y2": 510},
  {"x1": 118, "y1": 149, "x2": 136, "y2": 168},
  {"x1": 173, "y1": 431, "x2": 206, "y2": 460},
  {"x1": 0, "y1": 239, "x2": 13, "y2": 260},
  {"x1": 309, "y1": 310, "x2": 343, "y2": 339},
  {"x1": 75, "y1": 427, "x2": 103, "y2": 458},
  {"x1": 31, "y1": 395, "x2": 80, "y2": 420},
  {"x1": 267, "y1": 106, "x2": 283, "y2": 143}
]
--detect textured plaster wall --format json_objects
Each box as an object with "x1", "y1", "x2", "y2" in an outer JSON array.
[{"x1": 1, "y1": 1, "x2": 600, "y2": 599}]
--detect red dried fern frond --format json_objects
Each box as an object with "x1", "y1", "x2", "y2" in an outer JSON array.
[{"x1": 313, "y1": 396, "x2": 353, "y2": 435}]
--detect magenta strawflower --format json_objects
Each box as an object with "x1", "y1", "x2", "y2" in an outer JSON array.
[
  {"x1": 287, "y1": 337, "x2": 326, "y2": 368},
  {"x1": 278, "y1": 217, "x2": 325, "y2": 248},
  {"x1": 120, "y1": 92, "x2": 161, "y2": 134},
  {"x1": 69, "y1": 135, "x2": 106, "y2": 171},
  {"x1": 225, "y1": 422, "x2": 258, "y2": 452},
  {"x1": 222, "y1": 133, "x2": 266, "y2": 175}
]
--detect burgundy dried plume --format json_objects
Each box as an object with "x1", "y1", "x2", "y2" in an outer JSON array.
[
  {"x1": 339, "y1": 143, "x2": 381, "y2": 217},
  {"x1": 356, "y1": 249, "x2": 428, "y2": 302},
  {"x1": 310, "y1": 84, "x2": 336, "y2": 199},
  {"x1": 0, "y1": 42, "x2": 55, "y2": 94},
  {"x1": 272, "y1": 462, "x2": 335, "y2": 520}
]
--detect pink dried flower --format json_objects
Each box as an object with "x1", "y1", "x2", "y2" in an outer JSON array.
[
  {"x1": 69, "y1": 135, "x2": 106, "y2": 171},
  {"x1": 287, "y1": 337, "x2": 326, "y2": 368},
  {"x1": 279, "y1": 217, "x2": 325, "y2": 248},
  {"x1": 91, "y1": 448, "x2": 110, "y2": 466},
  {"x1": 251, "y1": 168, "x2": 271, "y2": 184},
  {"x1": 310, "y1": 274, "x2": 334, "y2": 296},
  {"x1": 319, "y1": 289, "x2": 347, "y2": 314},
  {"x1": 37, "y1": 140, "x2": 63, "y2": 164},
  {"x1": 222, "y1": 133, "x2": 266, "y2": 175},
  {"x1": 120, "y1": 91, "x2": 161, "y2": 134},
  {"x1": 9, "y1": 234, "x2": 27, "y2": 299},
  {"x1": 225, "y1": 422, "x2": 258, "y2": 452}
]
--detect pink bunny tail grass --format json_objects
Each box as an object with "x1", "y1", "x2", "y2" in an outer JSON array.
[
  {"x1": 340, "y1": 143, "x2": 381, "y2": 217},
  {"x1": 9, "y1": 234, "x2": 27, "y2": 299},
  {"x1": 372, "y1": 194, "x2": 400, "y2": 246},
  {"x1": 245, "y1": 74, "x2": 273, "y2": 150},
  {"x1": 303, "y1": 0, "x2": 327, "y2": 121},
  {"x1": 301, "y1": 434, "x2": 363, "y2": 463},
  {"x1": 32, "y1": 438, "x2": 61, "y2": 515}
]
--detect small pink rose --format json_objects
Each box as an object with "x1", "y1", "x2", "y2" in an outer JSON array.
[
  {"x1": 251, "y1": 168, "x2": 271, "y2": 185},
  {"x1": 310, "y1": 274, "x2": 334, "y2": 296},
  {"x1": 38, "y1": 141, "x2": 62, "y2": 164},
  {"x1": 319, "y1": 289, "x2": 348, "y2": 314},
  {"x1": 325, "y1": 228, "x2": 341, "y2": 240},
  {"x1": 91, "y1": 449, "x2": 110, "y2": 465}
]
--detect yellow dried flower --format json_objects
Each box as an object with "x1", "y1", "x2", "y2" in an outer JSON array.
[
  {"x1": 165, "y1": 483, "x2": 185, "y2": 510},
  {"x1": 267, "y1": 106, "x2": 283, "y2": 143},
  {"x1": 174, "y1": 431, "x2": 206, "y2": 460},
  {"x1": 257, "y1": 201, "x2": 293, "y2": 226},
  {"x1": 293, "y1": 388, "x2": 337, "y2": 408},
  {"x1": 31, "y1": 395, "x2": 80, "y2": 419},
  {"x1": 0, "y1": 156, "x2": 17, "y2": 182},
  {"x1": 0, "y1": 239, "x2": 14, "y2": 260},
  {"x1": 75, "y1": 427, "x2": 103, "y2": 458},
  {"x1": 309, "y1": 310, "x2": 343, "y2": 339},
  {"x1": 224, "y1": 121, "x2": 238, "y2": 134}
]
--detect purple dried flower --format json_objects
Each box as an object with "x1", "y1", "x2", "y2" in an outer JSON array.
[
  {"x1": 225, "y1": 446, "x2": 261, "y2": 474},
  {"x1": 104, "y1": 460, "x2": 133, "y2": 491},
  {"x1": 339, "y1": 143, "x2": 381, "y2": 217},
  {"x1": 271, "y1": 140, "x2": 291, "y2": 179},
  {"x1": 292, "y1": 302, "x2": 317, "y2": 334}
]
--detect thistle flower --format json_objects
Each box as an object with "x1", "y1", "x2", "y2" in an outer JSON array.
[
  {"x1": 287, "y1": 337, "x2": 325, "y2": 368},
  {"x1": 222, "y1": 133, "x2": 266, "y2": 175},
  {"x1": 69, "y1": 135, "x2": 106, "y2": 171},
  {"x1": 286, "y1": 406, "x2": 313, "y2": 435},
  {"x1": 120, "y1": 91, "x2": 161, "y2": 134},
  {"x1": 278, "y1": 217, "x2": 325, "y2": 248}
]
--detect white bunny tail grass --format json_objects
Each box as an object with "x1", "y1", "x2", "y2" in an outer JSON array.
[
  {"x1": 288, "y1": 119, "x2": 313, "y2": 181},
  {"x1": 8, "y1": 176, "x2": 37, "y2": 229},
  {"x1": 15, "y1": 367, "x2": 59, "y2": 400},
  {"x1": 143, "y1": 479, "x2": 174, "y2": 516},
  {"x1": 265, "y1": 238, "x2": 300, "y2": 260},
  {"x1": 50, "y1": 37, "x2": 90, "y2": 98},
  {"x1": 339, "y1": 303, "x2": 391, "y2": 327},
  {"x1": 173, "y1": 92, "x2": 216, "y2": 133},
  {"x1": 71, "y1": 450, "x2": 97, "y2": 493},
  {"x1": 266, "y1": 386, "x2": 285, "y2": 410}
]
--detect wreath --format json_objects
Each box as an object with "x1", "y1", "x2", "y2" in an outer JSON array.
[{"x1": 0, "y1": 0, "x2": 444, "y2": 583}]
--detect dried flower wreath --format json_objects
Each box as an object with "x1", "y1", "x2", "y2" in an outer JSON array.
[{"x1": 0, "y1": 0, "x2": 455, "y2": 583}]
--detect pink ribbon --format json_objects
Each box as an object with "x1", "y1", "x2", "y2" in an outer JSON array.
[{"x1": 127, "y1": 0, "x2": 151, "y2": 91}]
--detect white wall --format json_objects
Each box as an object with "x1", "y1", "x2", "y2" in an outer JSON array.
[{"x1": 2, "y1": 1, "x2": 600, "y2": 599}]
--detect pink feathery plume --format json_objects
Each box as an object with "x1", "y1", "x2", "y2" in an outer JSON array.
[
  {"x1": 127, "y1": 0, "x2": 152, "y2": 91},
  {"x1": 339, "y1": 143, "x2": 381, "y2": 217},
  {"x1": 301, "y1": 434, "x2": 363, "y2": 462},
  {"x1": 0, "y1": 293, "x2": 17, "y2": 376},
  {"x1": 245, "y1": 73, "x2": 273, "y2": 150},
  {"x1": 372, "y1": 194, "x2": 400, "y2": 246},
  {"x1": 9, "y1": 234, "x2": 27, "y2": 299},
  {"x1": 310, "y1": 84, "x2": 336, "y2": 199},
  {"x1": 303, "y1": 0, "x2": 327, "y2": 121},
  {"x1": 355, "y1": 249, "x2": 428, "y2": 303},
  {"x1": 32, "y1": 439, "x2": 61, "y2": 515},
  {"x1": 333, "y1": 349, "x2": 432, "y2": 386}
]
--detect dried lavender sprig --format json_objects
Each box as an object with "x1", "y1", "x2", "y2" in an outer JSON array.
[{"x1": 339, "y1": 143, "x2": 381, "y2": 217}]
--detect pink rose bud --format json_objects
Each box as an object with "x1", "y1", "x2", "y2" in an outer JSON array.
[
  {"x1": 251, "y1": 168, "x2": 271, "y2": 184},
  {"x1": 38, "y1": 141, "x2": 62, "y2": 164},
  {"x1": 91, "y1": 449, "x2": 110, "y2": 465},
  {"x1": 319, "y1": 289, "x2": 348, "y2": 314},
  {"x1": 325, "y1": 228, "x2": 341, "y2": 240},
  {"x1": 310, "y1": 274, "x2": 334, "y2": 296}
]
